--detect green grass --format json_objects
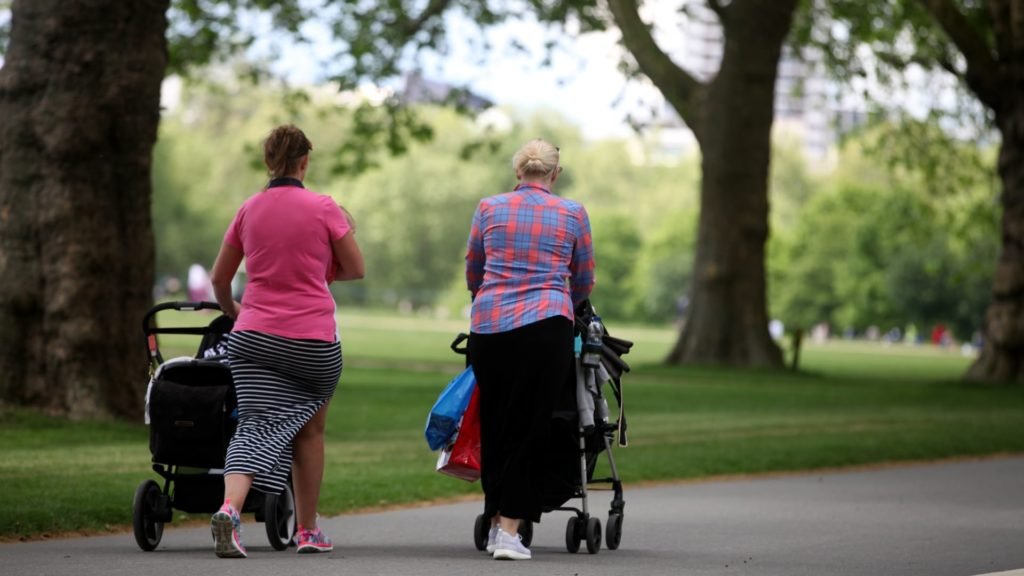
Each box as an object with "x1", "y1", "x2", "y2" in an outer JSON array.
[{"x1": 3, "y1": 310, "x2": 1023, "y2": 540}]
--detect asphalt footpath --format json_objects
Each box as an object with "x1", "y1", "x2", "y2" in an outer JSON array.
[{"x1": 3, "y1": 456, "x2": 1023, "y2": 576}]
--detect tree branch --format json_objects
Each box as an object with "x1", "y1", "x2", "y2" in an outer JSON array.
[
  {"x1": 916, "y1": 0, "x2": 1001, "y2": 109},
  {"x1": 877, "y1": 48, "x2": 962, "y2": 82},
  {"x1": 1011, "y1": 0, "x2": 1024, "y2": 59},
  {"x1": 999, "y1": 0, "x2": 1024, "y2": 61},
  {"x1": 935, "y1": 53, "x2": 961, "y2": 78},
  {"x1": 605, "y1": 0, "x2": 706, "y2": 135},
  {"x1": 985, "y1": 0, "x2": 1013, "y2": 59},
  {"x1": 394, "y1": 0, "x2": 453, "y2": 38}
]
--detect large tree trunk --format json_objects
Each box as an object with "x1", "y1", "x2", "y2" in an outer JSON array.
[
  {"x1": 666, "y1": 1, "x2": 793, "y2": 367},
  {"x1": 0, "y1": 0, "x2": 169, "y2": 419},
  {"x1": 966, "y1": 102, "x2": 1024, "y2": 382}
]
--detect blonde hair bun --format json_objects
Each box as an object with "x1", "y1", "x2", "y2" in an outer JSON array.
[{"x1": 512, "y1": 139, "x2": 559, "y2": 179}]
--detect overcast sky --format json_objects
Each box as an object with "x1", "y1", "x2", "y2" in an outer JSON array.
[{"x1": 254, "y1": 11, "x2": 659, "y2": 141}]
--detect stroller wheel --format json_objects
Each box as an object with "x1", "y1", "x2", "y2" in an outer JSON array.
[
  {"x1": 606, "y1": 512, "x2": 623, "y2": 550},
  {"x1": 132, "y1": 480, "x2": 165, "y2": 551},
  {"x1": 264, "y1": 484, "x2": 296, "y2": 550},
  {"x1": 519, "y1": 520, "x2": 533, "y2": 547},
  {"x1": 473, "y1": 514, "x2": 489, "y2": 551},
  {"x1": 585, "y1": 517, "x2": 602, "y2": 554},
  {"x1": 565, "y1": 517, "x2": 582, "y2": 554}
]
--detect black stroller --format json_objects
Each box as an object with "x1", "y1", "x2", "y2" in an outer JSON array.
[
  {"x1": 131, "y1": 301, "x2": 295, "y2": 552},
  {"x1": 458, "y1": 301, "x2": 632, "y2": 555}
]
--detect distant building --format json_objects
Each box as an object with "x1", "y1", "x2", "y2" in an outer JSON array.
[
  {"x1": 401, "y1": 71, "x2": 494, "y2": 113},
  {"x1": 647, "y1": 1, "x2": 865, "y2": 165}
]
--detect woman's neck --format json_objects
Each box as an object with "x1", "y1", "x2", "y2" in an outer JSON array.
[
  {"x1": 520, "y1": 179, "x2": 551, "y2": 189},
  {"x1": 268, "y1": 175, "x2": 304, "y2": 188}
]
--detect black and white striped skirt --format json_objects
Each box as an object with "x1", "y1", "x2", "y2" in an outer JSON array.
[{"x1": 225, "y1": 330, "x2": 342, "y2": 494}]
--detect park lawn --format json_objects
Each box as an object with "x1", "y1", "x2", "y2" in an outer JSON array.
[{"x1": 2, "y1": 311, "x2": 1023, "y2": 541}]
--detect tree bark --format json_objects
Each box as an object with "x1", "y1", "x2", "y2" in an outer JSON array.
[
  {"x1": 965, "y1": 100, "x2": 1024, "y2": 382},
  {"x1": 916, "y1": 0, "x2": 1024, "y2": 382},
  {"x1": 0, "y1": 0, "x2": 169, "y2": 418},
  {"x1": 665, "y1": 1, "x2": 794, "y2": 367}
]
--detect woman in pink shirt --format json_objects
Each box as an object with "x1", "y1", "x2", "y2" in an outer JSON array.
[{"x1": 207, "y1": 124, "x2": 364, "y2": 558}]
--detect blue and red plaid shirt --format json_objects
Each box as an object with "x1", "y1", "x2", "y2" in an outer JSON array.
[{"x1": 465, "y1": 183, "x2": 595, "y2": 334}]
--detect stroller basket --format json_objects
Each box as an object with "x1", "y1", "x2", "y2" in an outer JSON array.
[{"x1": 148, "y1": 358, "x2": 236, "y2": 469}]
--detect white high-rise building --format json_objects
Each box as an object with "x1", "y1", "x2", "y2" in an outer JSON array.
[
  {"x1": 678, "y1": 3, "x2": 722, "y2": 82},
  {"x1": 650, "y1": 1, "x2": 850, "y2": 163}
]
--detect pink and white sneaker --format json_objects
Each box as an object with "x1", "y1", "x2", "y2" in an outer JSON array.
[
  {"x1": 210, "y1": 500, "x2": 247, "y2": 558},
  {"x1": 296, "y1": 525, "x2": 334, "y2": 554}
]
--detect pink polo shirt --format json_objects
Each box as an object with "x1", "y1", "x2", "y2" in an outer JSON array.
[{"x1": 224, "y1": 183, "x2": 351, "y2": 342}]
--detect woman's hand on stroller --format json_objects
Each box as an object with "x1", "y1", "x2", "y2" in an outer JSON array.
[{"x1": 224, "y1": 300, "x2": 242, "y2": 320}]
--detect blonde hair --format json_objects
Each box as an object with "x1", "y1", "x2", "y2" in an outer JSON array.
[
  {"x1": 263, "y1": 124, "x2": 312, "y2": 178},
  {"x1": 512, "y1": 139, "x2": 560, "y2": 179}
]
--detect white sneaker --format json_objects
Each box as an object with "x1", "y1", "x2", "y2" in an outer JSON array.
[
  {"x1": 492, "y1": 529, "x2": 531, "y2": 560},
  {"x1": 485, "y1": 525, "x2": 499, "y2": 553}
]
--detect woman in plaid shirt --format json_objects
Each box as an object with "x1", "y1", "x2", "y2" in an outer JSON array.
[{"x1": 465, "y1": 138, "x2": 595, "y2": 560}]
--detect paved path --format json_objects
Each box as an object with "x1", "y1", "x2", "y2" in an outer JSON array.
[{"x1": 3, "y1": 457, "x2": 1023, "y2": 576}]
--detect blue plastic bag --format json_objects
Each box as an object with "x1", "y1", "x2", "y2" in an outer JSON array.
[{"x1": 425, "y1": 366, "x2": 476, "y2": 450}]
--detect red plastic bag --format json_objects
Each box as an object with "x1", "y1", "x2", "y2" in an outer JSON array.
[{"x1": 436, "y1": 386, "x2": 481, "y2": 482}]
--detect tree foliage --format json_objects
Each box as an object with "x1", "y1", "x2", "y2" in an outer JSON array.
[
  {"x1": 153, "y1": 76, "x2": 998, "y2": 341},
  {"x1": 588, "y1": 212, "x2": 643, "y2": 320},
  {"x1": 152, "y1": 78, "x2": 700, "y2": 317},
  {"x1": 628, "y1": 208, "x2": 698, "y2": 322},
  {"x1": 769, "y1": 124, "x2": 999, "y2": 339},
  {"x1": 808, "y1": 0, "x2": 1023, "y2": 382},
  {"x1": 6, "y1": 0, "x2": 1008, "y2": 386}
]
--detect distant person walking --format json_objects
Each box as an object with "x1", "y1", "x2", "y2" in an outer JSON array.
[
  {"x1": 187, "y1": 263, "x2": 213, "y2": 302},
  {"x1": 465, "y1": 138, "x2": 595, "y2": 560},
  {"x1": 208, "y1": 124, "x2": 364, "y2": 558}
]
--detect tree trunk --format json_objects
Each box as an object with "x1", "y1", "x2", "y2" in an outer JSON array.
[
  {"x1": 666, "y1": 1, "x2": 794, "y2": 367},
  {"x1": 965, "y1": 101, "x2": 1024, "y2": 382},
  {"x1": 0, "y1": 0, "x2": 169, "y2": 418}
]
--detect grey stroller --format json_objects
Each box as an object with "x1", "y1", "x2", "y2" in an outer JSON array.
[{"x1": 461, "y1": 300, "x2": 632, "y2": 554}]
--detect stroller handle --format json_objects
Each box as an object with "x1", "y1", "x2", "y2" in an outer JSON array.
[
  {"x1": 450, "y1": 333, "x2": 469, "y2": 355},
  {"x1": 142, "y1": 301, "x2": 223, "y2": 336},
  {"x1": 142, "y1": 301, "x2": 227, "y2": 370}
]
